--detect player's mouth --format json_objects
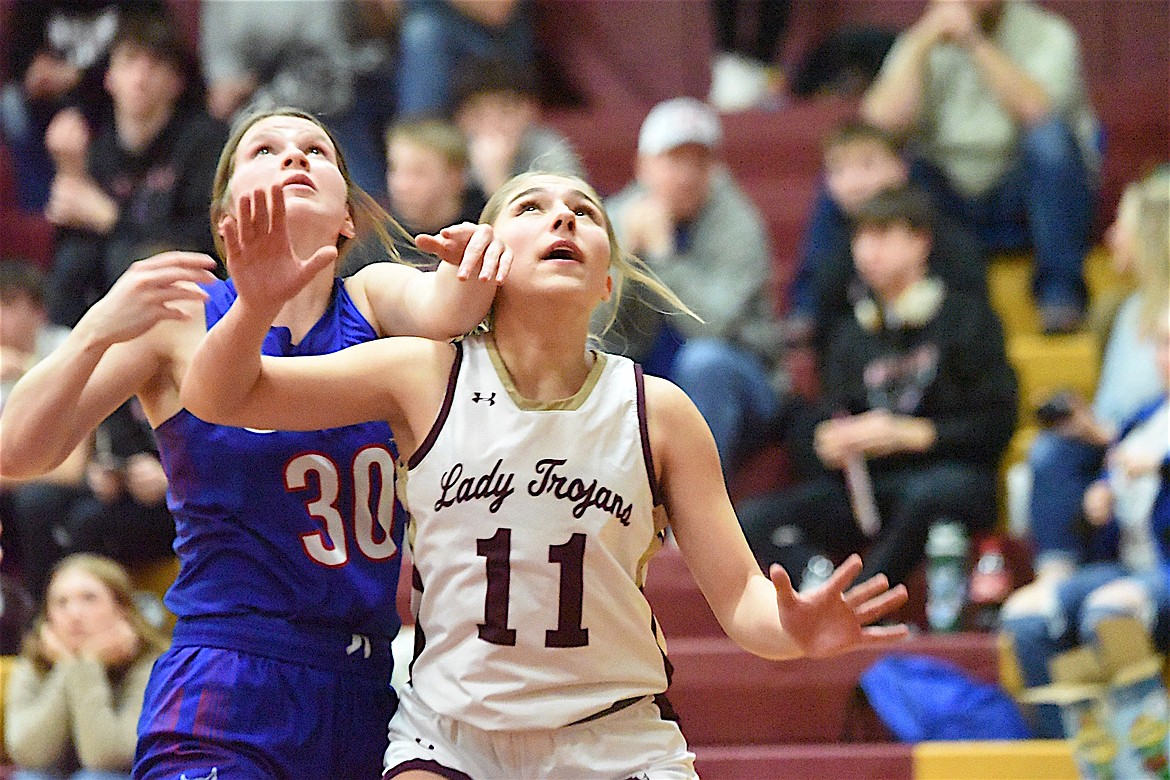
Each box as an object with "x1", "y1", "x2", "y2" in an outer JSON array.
[
  {"x1": 541, "y1": 240, "x2": 584, "y2": 262},
  {"x1": 281, "y1": 173, "x2": 316, "y2": 191}
]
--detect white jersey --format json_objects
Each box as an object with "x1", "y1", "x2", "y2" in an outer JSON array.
[{"x1": 397, "y1": 333, "x2": 671, "y2": 730}]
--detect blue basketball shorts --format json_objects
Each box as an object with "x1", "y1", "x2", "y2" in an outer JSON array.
[{"x1": 134, "y1": 617, "x2": 396, "y2": 780}]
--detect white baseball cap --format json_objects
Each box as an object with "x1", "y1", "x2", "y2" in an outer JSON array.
[{"x1": 637, "y1": 97, "x2": 722, "y2": 156}]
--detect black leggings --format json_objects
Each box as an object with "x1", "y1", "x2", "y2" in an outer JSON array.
[
  {"x1": 737, "y1": 461, "x2": 998, "y2": 586},
  {"x1": 711, "y1": 0, "x2": 792, "y2": 62}
]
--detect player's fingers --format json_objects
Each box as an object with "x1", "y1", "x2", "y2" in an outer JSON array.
[
  {"x1": 842, "y1": 572, "x2": 892, "y2": 609},
  {"x1": 823, "y1": 553, "x2": 863, "y2": 595},
  {"x1": 769, "y1": 563, "x2": 798, "y2": 608},
  {"x1": 269, "y1": 182, "x2": 286, "y2": 234},
  {"x1": 852, "y1": 585, "x2": 909, "y2": 625},
  {"x1": 496, "y1": 245, "x2": 513, "y2": 284},
  {"x1": 855, "y1": 623, "x2": 911, "y2": 648},
  {"x1": 439, "y1": 222, "x2": 478, "y2": 242},
  {"x1": 303, "y1": 246, "x2": 339, "y2": 280},
  {"x1": 413, "y1": 233, "x2": 447, "y2": 255},
  {"x1": 157, "y1": 298, "x2": 206, "y2": 322},
  {"x1": 479, "y1": 239, "x2": 505, "y2": 281},
  {"x1": 222, "y1": 215, "x2": 244, "y2": 266},
  {"x1": 459, "y1": 224, "x2": 494, "y2": 280},
  {"x1": 253, "y1": 186, "x2": 271, "y2": 236},
  {"x1": 236, "y1": 192, "x2": 256, "y2": 239}
]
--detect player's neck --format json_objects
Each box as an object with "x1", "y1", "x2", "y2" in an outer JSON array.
[
  {"x1": 490, "y1": 319, "x2": 594, "y2": 402},
  {"x1": 273, "y1": 266, "x2": 336, "y2": 344}
]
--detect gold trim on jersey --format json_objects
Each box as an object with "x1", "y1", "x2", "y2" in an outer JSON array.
[
  {"x1": 634, "y1": 505, "x2": 671, "y2": 590},
  {"x1": 486, "y1": 336, "x2": 608, "y2": 411}
]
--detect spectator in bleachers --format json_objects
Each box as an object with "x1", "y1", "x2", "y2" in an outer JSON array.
[
  {"x1": 199, "y1": 0, "x2": 391, "y2": 199},
  {"x1": 707, "y1": 0, "x2": 790, "y2": 112},
  {"x1": 342, "y1": 118, "x2": 487, "y2": 273},
  {"x1": 0, "y1": 0, "x2": 167, "y2": 214},
  {"x1": 4, "y1": 553, "x2": 168, "y2": 779},
  {"x1": 738, "y1": 186, "x2": 1017, "y2": 588},
  {"x1": 453, "y1": 58, "x2": 584, "y2": 197},
  {"x1": 396, "y1": 0, "x2": 536, "y2": 121},
  {"x1": 1015, "y1": 169, "x2": 1170, "y2": 588},
  {"x1": 42, "y1": 11, "x2": 226, "y2": 328},
  {"x1": 786, "y1": 120, "x2": 988, "y2": 355},
  {"x1": 862, "y1": 0, "x2": 1098, "y2": 335},
  {"x1": 0, "y1": 261, "x2": 69, "y2": 405},
  {"x1": 1000, "y1": 300, "x2": 1170, "y2": 739},
  {"x1": 0, "y1": 260, "x2": 91, "y2": 602},
  {"x1": 592, "y1": 97, "x2": 783, "y2": 472}
]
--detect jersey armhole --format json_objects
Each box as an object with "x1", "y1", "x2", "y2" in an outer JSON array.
[
  {"x1": 634, "y1": 364, "x2": 664, "y2": 507},
  {"x1": 407, "y1": 341, "x2": 463, "y2": 469}
]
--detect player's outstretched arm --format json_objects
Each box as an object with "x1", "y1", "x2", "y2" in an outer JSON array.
[
  {"x1": 646, "y1": 376, "x2": 909, "y2": 661},
  {"x1": 0, "y1": 252, "x2": 216, "y2": 478},
  {"x1": 186, "y1": 183, "x2": 455, "y2": 446},
  {"x1": 350, "y1": 222, "x2": 511, "y2": 340}
]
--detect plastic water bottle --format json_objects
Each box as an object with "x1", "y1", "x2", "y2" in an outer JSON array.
[
  {"x1": 925, "y1": 521, "x2": 969, "y2": 632},
  {"x1": 968, "y1": 536, "x2": 1012, "y2": 631}
]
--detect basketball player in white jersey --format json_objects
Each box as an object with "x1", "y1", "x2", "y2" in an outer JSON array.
[{"x1": 182, "y1": 171, "x2": 911, "y2": 779}]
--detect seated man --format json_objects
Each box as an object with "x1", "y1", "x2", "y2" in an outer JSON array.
[
  {"x1": 862, "y1": 0, "x2": 1098, "y2": 334},
  {"x1": 787, "y1": 120, "x2": 988, "y2": 354},
  {"x1": 738, "y1": 186, "x2": 1017, "y2": 588},
  {"x1": 452, "y1": 58, "x2": 584, "y2": 196},
  {"x1": 43, "y1": 11, "x2": 226, "y2": 326},
  {"x1": 594, "y1": 97, "x2": 782, "y2": 471}
]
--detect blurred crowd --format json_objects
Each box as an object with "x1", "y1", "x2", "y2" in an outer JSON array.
[{"x1": 0, "y1": 1, "x2": 1167, "y2": 765}]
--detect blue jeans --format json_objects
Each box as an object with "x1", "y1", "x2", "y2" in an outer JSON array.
[
  {"x1": 913, "y1": 117, "x2": 1094, "y2": 309},
  {"x1": 665, "y1": 338, "x2": 782, "y2": 471},
  {"x1": 1027, "y1": 431, "x2": 1114, "y2": 570},
  {"x1": 0, "y1": 83, "x2": 55, "y2": 212},
  {"x1": 1001, "y1": 563, "x2": 1170, "y2": 738},
  {"x1": 787, "y1": 184, "x2": 844, "y2": 320},
  {"x1": 397, "y1": 0, "x2": 535, "y2": 118}
]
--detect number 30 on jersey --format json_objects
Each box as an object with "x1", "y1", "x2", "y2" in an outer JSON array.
[{"x1": 286, "y1": 445, "x2": 398, "y2": 566}]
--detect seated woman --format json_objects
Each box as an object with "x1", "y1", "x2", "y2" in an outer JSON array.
[
  {"x1": 1000, "y1": 302, "x2": 1170, "y2": 739},
  {"x1": 4, "y1": 553, "x2": 169, "y2": 780}
]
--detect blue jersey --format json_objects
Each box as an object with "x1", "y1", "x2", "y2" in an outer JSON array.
[{"x1": 154, "y1": 278, "x2": 405, "y2": 642}]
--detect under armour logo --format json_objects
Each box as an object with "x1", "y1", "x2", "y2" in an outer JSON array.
[
  {"x1": 180, "y1": 770, "x2": 218, "y2": 780},
  {"x1": 472, "y1": 392, "x2": 496, "y2": 405},
  {"x1": 346, "y1": 633, "x2": 372, "y2": 658}
]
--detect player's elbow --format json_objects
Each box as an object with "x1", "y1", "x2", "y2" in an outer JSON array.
[
  {"x1": 178, "y1": 378, "x2": 231, "y2": 425},
  {"x1": 0, "y1": 429, "x2": 61, "y2": 480}
]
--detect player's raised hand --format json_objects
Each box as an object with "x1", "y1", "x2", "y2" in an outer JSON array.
[
  {"x1": 219, "y1": 184, "x2": 338, "y2": 312},
  {"x1": 771, "y1": 554, "x2": 909, "y2": 659},
  {"x1": 416, "y1": 222, "x2": 512, "y2": 284},
  {"x1": 76, "y1": 251, "x2": 217, "y2": 347}
]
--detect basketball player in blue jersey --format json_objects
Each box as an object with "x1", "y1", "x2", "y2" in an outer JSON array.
[
  {"x1": 183, "y1": 170, "x2": 912, "y2": 780},
  {"x1": 0, "y1": 107, "x2": 511, "y2": 779}
]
